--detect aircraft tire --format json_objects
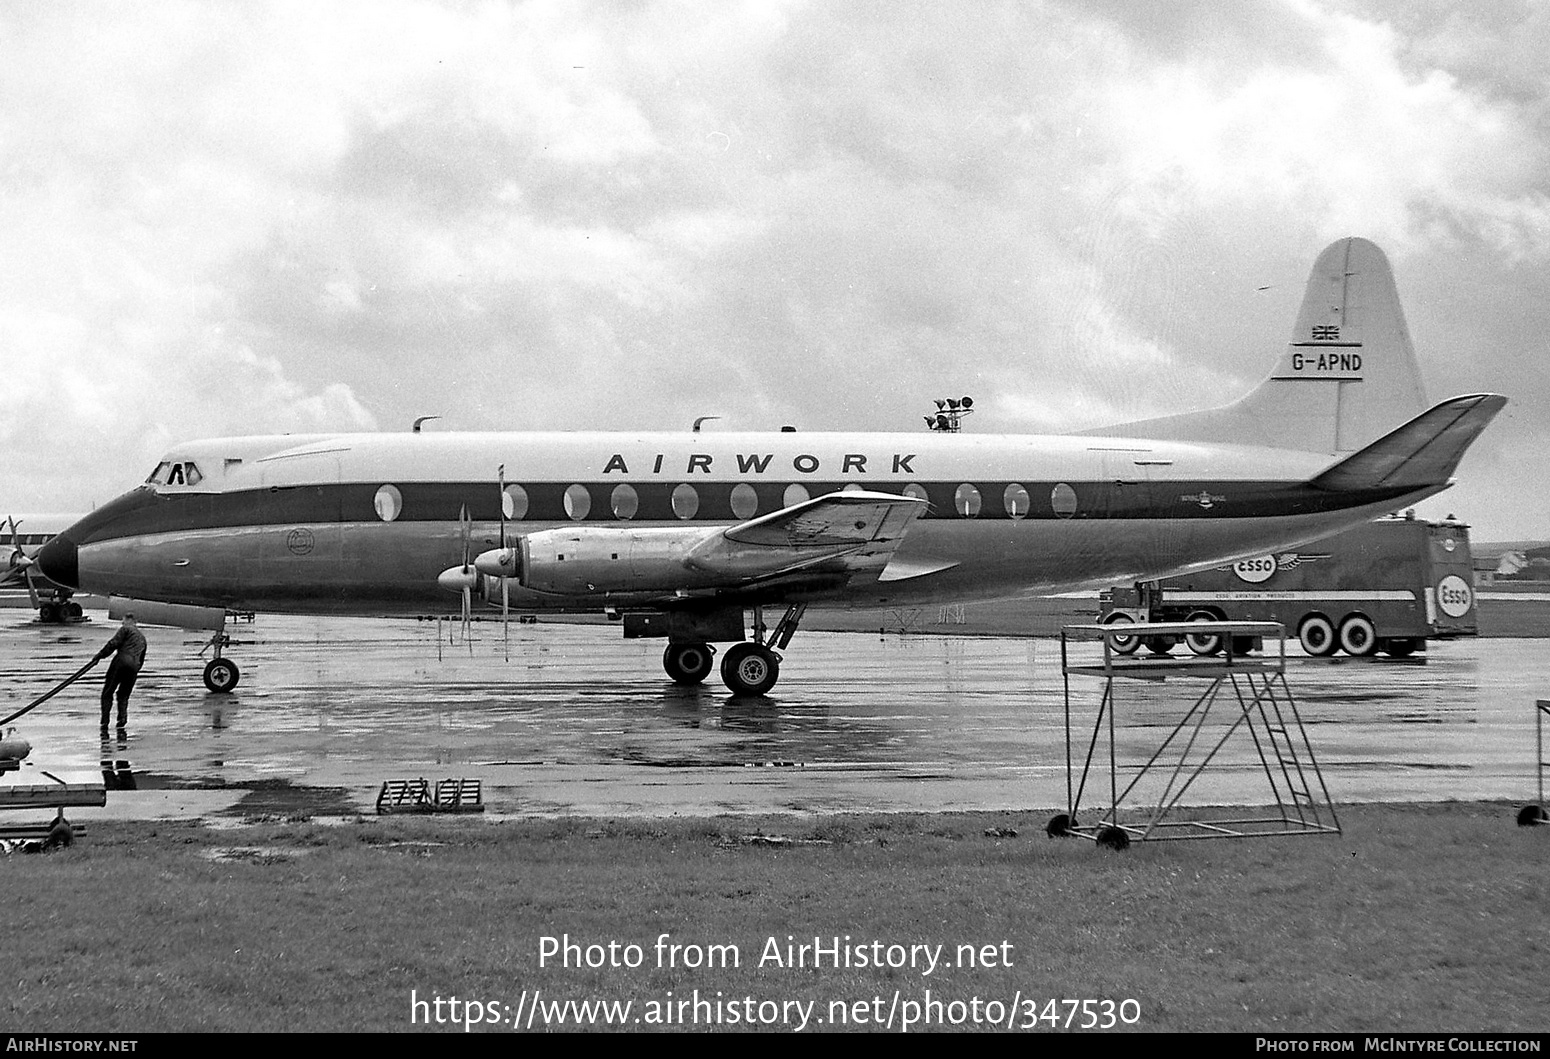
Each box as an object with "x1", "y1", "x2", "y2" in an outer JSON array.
[
  {"x1": 663, "y1": 642, "x2": 714, "y2": 685},
  {"x1": 1298, "y1": 614, "x2": 1337, "y2": 657},
  {"x1": 38, "y1": 602, "x2": 60, "y2": 624},
  {"x1": 1045, "y1": 813, "x2": 1072, "y2": 838},
  {"x1": 1383, "y1": 638, "x2": 1420, "y2": 658},
  {"x1": 1338, "y1": 614, "x2": 1379, "y2": 657},
  {"x1": 1143, "y1": 636, "x2": 1176, "y2": 656},
  {"x1": 1102, "y1": 613, "x2": 1141, "y2": 656},
  {"x1": 1516, "y1": 804, "x2": 1548, "y2": 827},
  {"x1": 1184, "y1": 611, "x2": 1224, "y2": 656},
  {"x1": 203, "y1": 658, "x2": 241, "y2": 694},
  {"x1": 64, "y1": 601, "x2": 83, "y2": 620},
  {"x1": 720, "y1": 643, "x2": 779, "y2": 697}
]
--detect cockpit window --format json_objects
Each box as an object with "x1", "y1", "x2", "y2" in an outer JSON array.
[{"x1": 149, "y1": 461, "x2": 205, "y2": 488}]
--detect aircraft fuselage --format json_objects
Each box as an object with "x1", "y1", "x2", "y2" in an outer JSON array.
[{"x1": 41, "y1": 429, "x2": 1438, "y2": 616}]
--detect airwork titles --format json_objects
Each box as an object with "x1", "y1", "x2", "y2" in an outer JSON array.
[{"x1": 600, "y1": 453, "x2": 918, "y2": 476}]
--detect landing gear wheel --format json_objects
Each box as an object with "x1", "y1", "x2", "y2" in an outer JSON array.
[
  {"x1": 1102, "y1": 613, "x2": 1140, "y2": 656},
  {"x1": 1384, "y1": 638, "x2": 1420, "y2": 658},
  {"x1": 1517, "y1": 805, "x2": 1548, "y2": 827},
  {"x1": 203, "y1": 658, "x2": 240, "y2": 694},
  {"x1": 1298, "y1": 614, "x2": 1337, "y2": 657},
  {"x1": 1144, "y1": 636, "x2": 1176, "y2": 656},
  {"x1": 1338, "y1": 614, "x2": 1379, "y2": 657},
  {"x1": 38, "y1": 602, "x2": 60, "y2": 624},
  {"x1": 720, "y1": 643, "x2": 780, "y2": 697},
  {"x1": 63, "y1": 601, "x2": 83, "y2": 620},
  {"x1": 663, "y1": 642, "x2": 715, "y2": 685},
  {"x1": 1184, "y1": 611, "x2": 1224, "y2": 656},
  {"x1": 1096, "y1": 826, "x2": 1130, "y2": 851},
  {"x1": 1046, "y1": 813, "x2": 1072, "y2": 838}
]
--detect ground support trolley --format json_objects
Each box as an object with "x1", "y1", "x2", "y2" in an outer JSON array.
[
  {"x1": 1518, "y1": 700, "x2": 1550, "y2": 827},
  {"x1": 0, "y1": 769, "x2": 106, "y2": 847},
  {"x1": 1053, "y1": 621, "x2": 1340, "y2": 849}
]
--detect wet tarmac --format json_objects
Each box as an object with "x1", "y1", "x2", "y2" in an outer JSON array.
[{"x1": 1, "y1": 611, "x2": 1546, "y2": 821}]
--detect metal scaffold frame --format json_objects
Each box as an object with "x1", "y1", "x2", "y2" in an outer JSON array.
[
  {"x1": 1054, "y1": 620, "x2": 1341, "y2": 849},
  {"x1": 1517, "y1": 700, "x2": 1550, "y2": 827}
]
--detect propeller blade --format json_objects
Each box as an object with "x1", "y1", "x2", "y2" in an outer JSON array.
[
  {"x1": 459, "y1": 504, "x2": 472, "y2": 572},
  {"x1": 498, "y1": 465, "x2": 511, "y2": 660}
]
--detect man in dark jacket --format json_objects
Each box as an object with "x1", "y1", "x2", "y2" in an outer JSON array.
[{"x1": 95, "y1": 614, "x2": 147, "y2": 731}]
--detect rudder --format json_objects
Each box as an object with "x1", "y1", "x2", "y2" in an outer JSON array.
[{"x1": 1082, "y1": 237, "x2": 1430, "y2": 454}]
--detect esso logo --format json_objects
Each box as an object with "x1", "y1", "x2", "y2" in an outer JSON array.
[
  {"x1": 1437, "y1": 574, "x2": 1473, "y2": 619},
  {"x1": 1234, "y1": 556, "x2": 1277, "y2": 584}
]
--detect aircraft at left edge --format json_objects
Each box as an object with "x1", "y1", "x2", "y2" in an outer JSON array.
[
  {"x1": 32, "y1": 238, "x2": 1508, "y2": 697},
  {"x1": 3, "y1": 514, "x2": 90, "y2": 622}
]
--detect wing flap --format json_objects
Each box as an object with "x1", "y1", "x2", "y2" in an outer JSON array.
[
  {"x1": 721, "y1": 490, "x2": 927, "y2": 548},
  {"x1": 687, "y1": 490, "x2": 927, "y2": 582}
]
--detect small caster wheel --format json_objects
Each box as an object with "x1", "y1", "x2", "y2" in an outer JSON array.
[
  {"x1": 1096, "y1": 826, "x2": 1131, "y2": 851},
  {"x1": 1046, "y1": 813, "x2": 1072, "y2": 838}
]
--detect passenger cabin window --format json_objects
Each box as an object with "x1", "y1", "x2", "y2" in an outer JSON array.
[
  {"x1": 783, "y1": 484, "x2": 809, "y2": 508},
  {"x1": 563, "y1": 484, "x2": 591, "y2": 520},
  {"x1": 374, "y1": 484, "x2": 403, "y2": 522},
  {"x1": 672, "y1": 484, "x2": 699, "y2": 520},
  {"x1": 1004, "y1": 484, "x2": 1030, "y2": 519},
  {"x1": 954, "y1": 483, "x2": 982, "y2": 518},
  {"x1": 730, "y1": 483, "x2": 758, "y2": 520},
  {"x1": 502, "y1": 484, "x2": 528, "y2": 520},
  {"x1": 611, "y1": 484, "x2": 639, "y2": 520}
]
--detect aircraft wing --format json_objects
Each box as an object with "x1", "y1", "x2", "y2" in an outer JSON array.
[{"x1": 684, "y1": 490, "x2": 927, "y2": 582}]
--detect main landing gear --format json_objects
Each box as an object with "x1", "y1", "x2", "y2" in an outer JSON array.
[{"x1": 661, "y1": 603, "x2": 807, "y2": 697}]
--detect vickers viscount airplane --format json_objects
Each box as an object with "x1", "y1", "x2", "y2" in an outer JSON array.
[{"x1": 36, "y1": 238, "x2": 1504, "y2": 695}]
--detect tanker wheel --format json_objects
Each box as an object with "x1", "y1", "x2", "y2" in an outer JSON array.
[
  {"x1": 1298, "y1": 614, "x2": 1337, "y2": 657},
  {"x1": 1102, "y1": 613, "x2": 1141, "y2": 656},
  {"x1": 1338, "y1": 614, "x2": 1379, "y2": 657},
  {"x1": 1184, "y1": 611, "x2": 1224, "y2": 656}
]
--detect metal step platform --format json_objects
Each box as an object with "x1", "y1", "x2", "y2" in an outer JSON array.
[
  {"x1": 376, "y1": 777, "x2": 485, "y2": 815},
  {"x1": 1053, "y1": 620, "x2": 1340, "y2": 849}
]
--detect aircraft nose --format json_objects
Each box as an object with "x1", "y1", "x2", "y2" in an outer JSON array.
[{"x1": 35, "y1": 534, "x2": 78, "y2": 589}]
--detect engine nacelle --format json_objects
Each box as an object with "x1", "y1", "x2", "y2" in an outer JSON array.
[{"x1": 479, "y1": 526, "x2": 717, "y2": 596}]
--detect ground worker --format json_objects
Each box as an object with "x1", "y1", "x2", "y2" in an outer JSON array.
[{"x1": 94, "y1": 614, "x2": 147, "y2": 731}]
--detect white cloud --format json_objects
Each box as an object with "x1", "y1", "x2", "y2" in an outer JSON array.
[{"x1": 0, "y1": 0, "x2": 1544, "y2": 536}]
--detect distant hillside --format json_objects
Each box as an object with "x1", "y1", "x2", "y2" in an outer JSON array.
[{"x1": 1472, "y1": 541, "x2": 1550, "y2": 560}]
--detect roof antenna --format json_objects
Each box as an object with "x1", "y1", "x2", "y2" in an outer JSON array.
[
  {"x1": 693, "y1": 416, "x2": 721, "y2": 433},
  {"x1": 413, "y1": 416, "x2": 441, "y2": 433}
]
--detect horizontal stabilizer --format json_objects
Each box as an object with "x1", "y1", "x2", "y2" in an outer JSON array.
[{"x1": 1310, "y1": 394, "x2": 1506, "y2": 493}]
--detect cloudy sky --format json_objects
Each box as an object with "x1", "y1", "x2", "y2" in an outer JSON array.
[{"x1": 2, "y1": 0, "x2": 1546, "y2": 539}]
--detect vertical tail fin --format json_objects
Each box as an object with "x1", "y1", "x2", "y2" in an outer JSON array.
[{"x1": 1082, "y1": 237, "x2": 1430, "y2": 454}]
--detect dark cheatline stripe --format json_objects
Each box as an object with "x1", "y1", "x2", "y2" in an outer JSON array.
[{"x1": 61, "y1": 478, "x2": 1425, "y2": 547}]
